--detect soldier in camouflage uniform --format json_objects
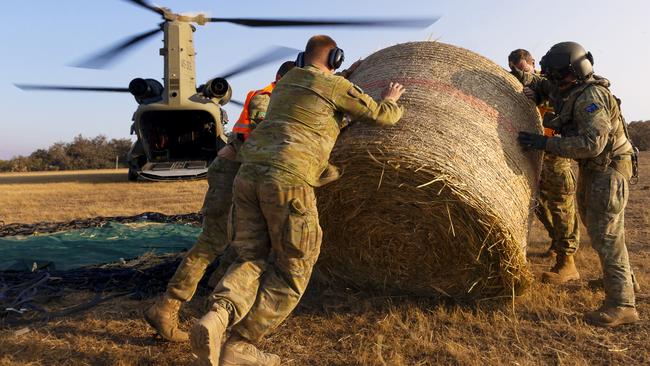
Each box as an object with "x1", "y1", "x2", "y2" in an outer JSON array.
[
  {"x1": 509, "y1": 49, "x2": 580, "y2": 284},
  {"x1": 188, "y1": 35, "x2": 405, "y2": 365},
  {"x1": 518, "y1": 42, "x2": 638, "y2": 327},
  {"x1": 143, "y1": 61, "x2": 295, "y2": 343}
]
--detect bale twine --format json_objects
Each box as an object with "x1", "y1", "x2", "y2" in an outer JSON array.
[{"x1": 316, "y1": 41, "x2": 542, "y2": 299}]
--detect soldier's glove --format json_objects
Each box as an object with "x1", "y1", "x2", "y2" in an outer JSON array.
[
  {"x1": 518, "y1": 131, "x2": 548, "y2": 150},
  {"x1": 542, "y1": 112, "x2": 562, "y2": 131},
  {"x1": 523, "y1": 87, "x2": 537, "y2": 102}
]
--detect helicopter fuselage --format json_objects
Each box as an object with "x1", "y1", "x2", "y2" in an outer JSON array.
[{"x1": 128, "y1": 20, "x2": 229, "y2": 181}]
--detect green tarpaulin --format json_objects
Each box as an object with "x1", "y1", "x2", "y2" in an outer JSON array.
[{"x1": 0, "y1": 222, "x2": 200, "y2": 271}]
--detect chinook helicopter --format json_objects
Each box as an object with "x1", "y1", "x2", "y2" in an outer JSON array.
[{"x1": 16, "y1": 0, "x2": 437, "y2": 181}]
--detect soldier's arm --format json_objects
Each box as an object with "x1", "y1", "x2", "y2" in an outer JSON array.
[
  {"x1": 247, "y1": 93, "x2": 271, "y2": 131},
  {"x1": 545, "y1": 87, "x2": 612, "y2": 159},
  {"x1": 332, "y1": 79, "x2": 403, "y2": 126},
  {"x1": 510, "y1": 68, "x2": 537, "y2": 86},
  {"x1": 511, "y1": 69, "x2": 553, "y2": 104}
]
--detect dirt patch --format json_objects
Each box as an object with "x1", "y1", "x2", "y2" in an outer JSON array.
[{"x1": 629, "y1": 120, "x2": 650, "y2": 151}]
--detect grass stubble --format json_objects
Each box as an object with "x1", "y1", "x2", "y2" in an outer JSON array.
[
  {"x1": 1, "y1": 154, "x2": 649, "y2": 365},
  {"x1": 0, "y1": 169, "x2": 207, "y2": 224}
]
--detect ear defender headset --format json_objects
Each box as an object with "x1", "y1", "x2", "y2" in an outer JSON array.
[
  {"x1": 328, "y1": 47, "x2": 345, "y2": 69},
  {"x1": 295, "y1": 52, "x2": 305, "y2": 68},
  {"x1": 296, "y1": 47, "x2": 345, "y2": 70}
]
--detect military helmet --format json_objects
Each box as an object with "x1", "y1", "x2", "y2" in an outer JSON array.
[{"x1": 540, "y1": 42, "x2": 594, "y2": 82}]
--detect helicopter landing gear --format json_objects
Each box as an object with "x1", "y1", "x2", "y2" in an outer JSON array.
[{"x1": 128, "y1": 167, "x2": 139, "y2": 182}]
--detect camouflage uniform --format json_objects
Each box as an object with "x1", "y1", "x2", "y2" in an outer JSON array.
[
  {"x1": 536, "y1": 153, "x2": 579, "y2": 254},
  {"x1": 537, "y1": 76, "x2": 635, "y2": 308},
  {"x1": 165, "y1": 92, "x2": 271, "y2": 302},
  {"x1": 209, "y1": 65, "x2": 403, "y2": 342},
  {"x1": 512, "y1": 69, "x2": 580, "y2": 255}
]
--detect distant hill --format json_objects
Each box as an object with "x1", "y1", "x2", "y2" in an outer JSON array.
[
  {"x1": 0, "y1": 135, "x2": 132, "y2": 172},
  {"x1": 629, "y1": 120, "x2": 650, "y2": 151}
]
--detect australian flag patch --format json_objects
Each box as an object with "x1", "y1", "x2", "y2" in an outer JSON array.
[{"x1": 585, "y1": 103, "x2": 600, "y2": 113}]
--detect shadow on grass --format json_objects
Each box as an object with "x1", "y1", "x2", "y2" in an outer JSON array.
[{"x1": 0, "y1": 170, "x2": 129, "y2": 184}]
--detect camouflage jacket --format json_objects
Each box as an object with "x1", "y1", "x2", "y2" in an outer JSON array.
[
  {"x1": 237, "y1": 65, "x2": 404, "y2": 186},
  {"x1": 248, "y1": 93, "x2": 271, "y2": 131},
  {"x1": 541, "y1": 78, "x2": 633, "y2": 168},
  {"x1": 513, "y1": 70, "x2": 631, "y2": 161},
  {"x1": 511, "y1": 68, "x2": 561, "y2": 109}
]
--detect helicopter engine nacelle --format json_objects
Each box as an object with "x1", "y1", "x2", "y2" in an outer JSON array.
[
  {"x1": 129, "y1": 78, "x2": 164, "y2": 104},
  {"x1": 202, "y1": 78, "x2": 232, "y2": 105}
]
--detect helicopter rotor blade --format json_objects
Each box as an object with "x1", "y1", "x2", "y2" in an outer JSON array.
[
  {"x1": 15, "y1": 84, "x2": 129, "y2": 93},
  {"x1": 72, "y1": 26, "x2": 163, "y2": 69},
  {"x1": 218, "y1": 46, "x2": 300, "y2": 79},
  {"x1": 207, "y1": 17, "x2": 439, "y2": 28},
  {"x1": 229, "y1": 99, "x2": 245, "y2": 107},
  {"x1": 122, "y1": 0, "x2": 164, "y2": 16}
]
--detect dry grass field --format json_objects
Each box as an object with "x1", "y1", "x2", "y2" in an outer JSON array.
[
  {"x1": 0, "y1": 169, "x2": 207, "y2": 224},
  {"x1": 1, "y1": 154, "x2": 650, "y2": 365}
]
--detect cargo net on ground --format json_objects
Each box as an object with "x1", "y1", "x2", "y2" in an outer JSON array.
[{"x1": 0, "y1": 213, "x2": 206, "y2": 327}]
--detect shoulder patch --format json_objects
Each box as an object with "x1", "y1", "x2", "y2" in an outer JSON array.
[
  {"x1": 347, "y1": 84, "x2": 364, "y2": 98},
  {"x1": 585, "y1": 103, "x2": 600, "y2": 113}
]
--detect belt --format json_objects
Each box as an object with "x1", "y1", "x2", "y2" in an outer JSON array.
[{"x1": 580, "y1": 154, "x2": 631, "y2": 173}]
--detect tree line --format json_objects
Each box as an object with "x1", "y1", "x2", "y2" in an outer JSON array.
[
  {"x1": 0, "y1": 135, "x2": 132, "y2": 172},
  {"x1": 1, "y1": 121, "x2": 648, "y2": 173}
]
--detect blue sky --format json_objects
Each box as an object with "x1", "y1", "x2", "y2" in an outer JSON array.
[{"x1": 1, "y1": 0, "x2": 648, "y2": 158}]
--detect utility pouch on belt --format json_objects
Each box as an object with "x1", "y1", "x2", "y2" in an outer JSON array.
[{"x1": 609, "y1": 155, "x2": 633, "y2": 180}]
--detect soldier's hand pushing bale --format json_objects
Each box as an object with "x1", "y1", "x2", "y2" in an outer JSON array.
[{"x1": 316, "y1": 41, "x2": 543, "y2": 299}]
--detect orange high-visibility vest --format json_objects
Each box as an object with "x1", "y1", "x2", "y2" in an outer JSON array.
[
  {"x1": 232, "y1": 82, "x2": 276, "y2": 140},
  {"x1": 538, "y1": 104, "x2": 556, "y2": 137}
]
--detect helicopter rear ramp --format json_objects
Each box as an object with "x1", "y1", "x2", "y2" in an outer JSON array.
[{"x1": 139, "y1": 161, "x2": 208, "y2": 180}]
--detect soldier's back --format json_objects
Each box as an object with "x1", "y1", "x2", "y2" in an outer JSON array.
[{"x1": 238, "y1": 66, "x2": 353, "y2": 185}]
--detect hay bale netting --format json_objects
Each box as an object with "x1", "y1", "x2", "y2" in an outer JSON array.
[{"x1": 316, "y1": 42, "x2": 543, "y2": 299}]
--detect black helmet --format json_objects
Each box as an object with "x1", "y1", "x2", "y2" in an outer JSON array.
[{"x1": 540, "y1": 42, "x2": 594, "y2": 82}]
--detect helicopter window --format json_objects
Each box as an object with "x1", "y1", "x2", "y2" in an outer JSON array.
[{"x1": 139, "y1": 110, "x2": 218, "y2": 162}]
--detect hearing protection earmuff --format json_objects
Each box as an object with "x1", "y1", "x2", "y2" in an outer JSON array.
[
  {"x1": 295, "y1": 47, "x2": 345, "y2": 70},
  {"x1": 295, "y1": 52, "x2": 305, "y2": 68},
  {"x1": 328, "y1": 47, "x2": 345, "y2": 69}
]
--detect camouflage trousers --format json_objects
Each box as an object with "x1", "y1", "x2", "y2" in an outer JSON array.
[
  {"x1": 577, "y1": 162, "x2": 635, "y2": 307},
  {"x1": 166, "y1": 157, "x2": 240, "y2": 302},
  {"x1": 210, "y1": 171, "x2": 322, "y2": 342},
  {"x1": 536, "y1": 153, "x2": 580, "y2": 254}
]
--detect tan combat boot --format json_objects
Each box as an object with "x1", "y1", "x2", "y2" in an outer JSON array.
[
  {"x1": 584, "y1": 306, "x2": 639, "y2": 327},
  {"x1": 221, "y1": 336, "x2": 281, "y2": 366},
  {"x1": 541, "y1": 254, "x2": 580, "y2": 284},
  {"x1": 144, "y1": 294, "x2": 188, "y2": 342},
  {"x1": 190, "y1": 306, "x2": 230, "y2": 366}
]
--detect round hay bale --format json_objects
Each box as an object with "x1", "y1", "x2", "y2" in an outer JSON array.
[{"x1": 316, "y1": 41, "x2": 542, "y2": 299}]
